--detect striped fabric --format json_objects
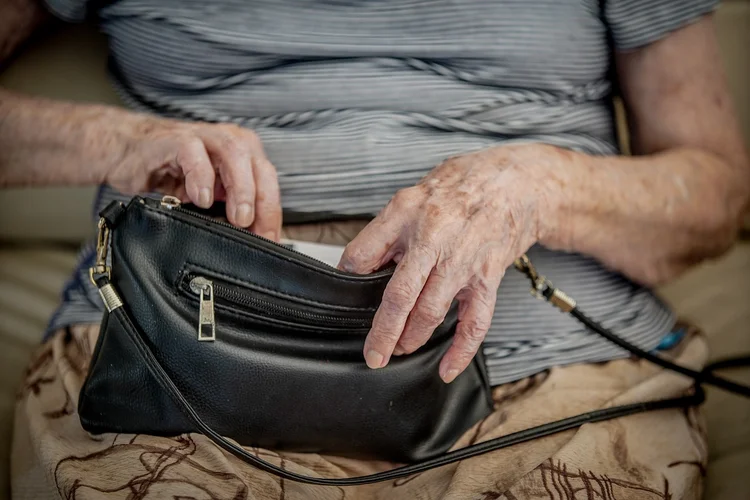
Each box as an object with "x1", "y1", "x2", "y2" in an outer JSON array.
[{"x1": 44, "y1": 0, "x2": 717, "y2": 385}]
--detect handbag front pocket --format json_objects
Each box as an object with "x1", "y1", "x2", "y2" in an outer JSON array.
[{"x1": 178, "y1": 269, "x2": 376, "y2": 340}]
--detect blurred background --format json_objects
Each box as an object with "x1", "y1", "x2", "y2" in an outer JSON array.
[{"x1": 0, "y1": 1, "x2": 748, "y2": 498}]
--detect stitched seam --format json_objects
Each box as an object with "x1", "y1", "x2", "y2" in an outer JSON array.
[
  {"x1": 78, "y1": 312, "x2": 112, "y2": 428},
  {"x1": 181, "y1": 262, "x2": 377, "y2": 312},
  {"x1": 139, "y1": 203, "x2": 391, "y2": 283}
]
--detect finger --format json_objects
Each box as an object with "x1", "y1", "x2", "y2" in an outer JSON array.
[
  {"x1": 200, "y1": 127, "x2": 256, "y2": 227},
  {"x1": 395, "y1": 266, "x2": 463, "y2": 356},
  {"x1": 363, "y1": 246, "x2": 436, "y2": 369},
  {"x1": 338, "y1": 189, "x2": 419, "y2": 273},
  {"x1": 249, "y1": 156, "x2": 282, "y2": 241},
  {"x1": 338, "y1": 217, "x2": 402, "y2": 274},
  {"x1": 176, "y1": 136, "x2": 215, "y2": 209},
  {"x1": 439, "y1": 286, "x2": 498, "y2": 383}
]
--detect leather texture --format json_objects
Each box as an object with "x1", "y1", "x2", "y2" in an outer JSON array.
[{"x1": 79, "y1": 196, "x2": 493, "y2": 462}]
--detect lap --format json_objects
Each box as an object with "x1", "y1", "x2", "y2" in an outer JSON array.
[
  {"x1": 12, "y1": 324, "x2": 708, "y2": 500},
  {"x1": 8, "y1": 221, "x2": 708, "y2": 498}
]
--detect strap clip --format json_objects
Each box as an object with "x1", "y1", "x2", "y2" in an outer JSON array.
[
  {"x1": 89, "y1": 218, "x2": 111, "y2": 285},
  {"x1": 513, "y1": 254, "x2": 576, "y2": 312}
]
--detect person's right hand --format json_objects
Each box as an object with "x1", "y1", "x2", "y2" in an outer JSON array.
[{"x1": 104, "y1": 115, "x2": 282, "y2": 240}]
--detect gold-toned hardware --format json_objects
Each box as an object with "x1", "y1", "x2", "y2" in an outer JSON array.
[
  {"x1": 99, "y1": 283, "x2": 123, "y2": 312},
  {"x1": 514, "y1": 254, "x2": 546, "y2": 299},
  {"x1": 160, "y1": 195, "x2": 182, "y2": 209},
  {"x1": 514, "y1": 254, "x2": 539, "y2": 284},
  {"x1": 191, "y1": 277, "x2": 216, "y2": 341},
  {"x1": 548, "y1": 288, "x2": 576, "y2": 312},
  {"x1": 514, "y1": 253, "x2": 577, "y2": 312},
  {"x1": 89, "y1": 218, "x2": 111, "y2": 285}
]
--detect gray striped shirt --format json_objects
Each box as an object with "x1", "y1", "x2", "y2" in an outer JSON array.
[{"x1": 44, "y1": 0, "x2": 717, "y2": 385}]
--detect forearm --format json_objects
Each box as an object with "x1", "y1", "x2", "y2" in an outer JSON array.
[
  {"x1": 541, "y1": 146, "x2": 750, "y2": 286},
  {"x1": 0, "y1": 0, "x2": 49, "y2": 64},
  {"x1": 0, "y1": 88, "x2": 138, "y2": 187}
]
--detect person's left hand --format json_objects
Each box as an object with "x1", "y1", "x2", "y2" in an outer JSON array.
[{"x1": 338, "y1": 144, "x2": 564, "y2": 383}]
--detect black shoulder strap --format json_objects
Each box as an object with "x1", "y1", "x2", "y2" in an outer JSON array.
[{"x1": 96, "y1": 276, "x2": 712, "y2": 486}]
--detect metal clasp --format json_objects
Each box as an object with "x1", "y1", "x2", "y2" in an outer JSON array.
[
  {"x1": 89, "y1": 218, "x2": 111, "y2": 285},
  {"x1": 513, "y1": 253, "x2": 576, "y2": 312},
  {"x1": 514, "y1": 254, "x2": 545, "y2": 298},
  {"x1": 160, "y1": 195, "x2": 182, "y2": 209}
]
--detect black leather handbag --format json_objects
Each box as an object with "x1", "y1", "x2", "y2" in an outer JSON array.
[
  {"x1": 81, "y1": 195, "x2": 750, "y2": 486},
  {"x1": 79, "y1": 195, "x2": 493, "y2": 463}
]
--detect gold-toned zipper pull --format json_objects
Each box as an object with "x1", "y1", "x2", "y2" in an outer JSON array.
[
  {"x1": 161, "y1": 195, "x2": 182, "y2": 209},
  {"x1": 190, "y1": 277, "x2": 216, "y2": 341}
]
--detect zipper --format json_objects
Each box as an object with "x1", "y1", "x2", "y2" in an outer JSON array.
[
  {"x1": 184, "y1": 274, "x2": 374, "y2": 340},
  {"x1": 156, "y1": 195, "x2": 344, "y2": 269},
  {"x1": 154, "y1": 195, "x2": 379, "y2": 340},
  {"x1": 191, "y1": 277, "x2": 216, "y2": 341}
]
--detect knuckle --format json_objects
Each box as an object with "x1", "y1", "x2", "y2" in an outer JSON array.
[
  {"x1": 384, "y1": 283, "x2": 417, "y2": 310},
  {"x1": 411, "y1": 240, "x2": 438, "y2": 260},
  {"x1": 469, "y1": 279, "x2": 497, "y2": 300},
  {"x1": 219, "y1": 135, "x2": 246, "y2": 160},
  {"x1": 432, "y1": 258, "x2": 455, "y2": 280},
  {"x1": 383, "y1": 291, "x2": 410, "y2": 311},
  {"x1": 413, "y1": 301, "x2": 445, "y2": 326},
  {"x1": 461, "y1": 319, "x2": 490, "y2": 344},
  {"x1": 215, "y1": 122, "x2": 256, "y2": 143},
  {"x1": 238, "y1": 127, "x2": 263, "y2": 147},
  {"x1": 389, "y1": 191, "x2": 407, "y2": 210},
  {"x1": 178, "y1": 134, "x2": 204, "y2": 155},
  {"x1": 391, "y1": 186, "x2": 420, "y2": 209},
  {"x1": 369, "y1": 328, "x2": 400, "y2": 345},
  {"x1": 219, "y1": 122, "x2": 244, "y2": 134},
  {"x1": 398, "y1": 337, "x2": 426, "y2": 354},
  {"x1": 176, "y1": 137, "x2": 208, "y2": 171},
  {"x1": 238, "y1": 126, "x2": 259, "y2": 139}
]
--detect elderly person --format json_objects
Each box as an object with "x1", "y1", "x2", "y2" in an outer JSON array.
[{"x1": 2, "y1": 0, "x2": 748, "y2": 498}]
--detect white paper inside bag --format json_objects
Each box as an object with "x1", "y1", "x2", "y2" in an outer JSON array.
[{"x1": 281, "y1": 239, "x2": 346, "y2": 268}]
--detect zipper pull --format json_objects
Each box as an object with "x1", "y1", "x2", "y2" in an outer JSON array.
[
  {"x1": 190, "y1": 277, "x2": 216, "y2": 341},
  {"x1": 161, "y1": 195, "x2": 182, "y2": 209}
]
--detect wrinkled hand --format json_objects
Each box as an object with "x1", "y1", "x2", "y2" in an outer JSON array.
[
  {"x1": 105, "y1": 116, "x2": 281, "y2": 239},
  {"x1": 338, "y1": 144, "x2": 561, "y2": 382}
]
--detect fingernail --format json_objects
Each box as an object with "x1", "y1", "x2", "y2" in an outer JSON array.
[
  {"x1": 235, "y1": 203, "x2": 253, "y2": 227},
  {"x1": 441, "y1": 368, "x2": 460, "y2": 384},
  {"x1": 365, "y1": 349, "x2": 385, "y2": 369},
  {"x1": 393, "y1": 346, "x2": 405, "y2": 356},
  {"x1": 198, "y1": 188, "x2": 211, "y2": 208},
  {"x1": 338, "y1": 261, "x2": 355, "y2": 273}
]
